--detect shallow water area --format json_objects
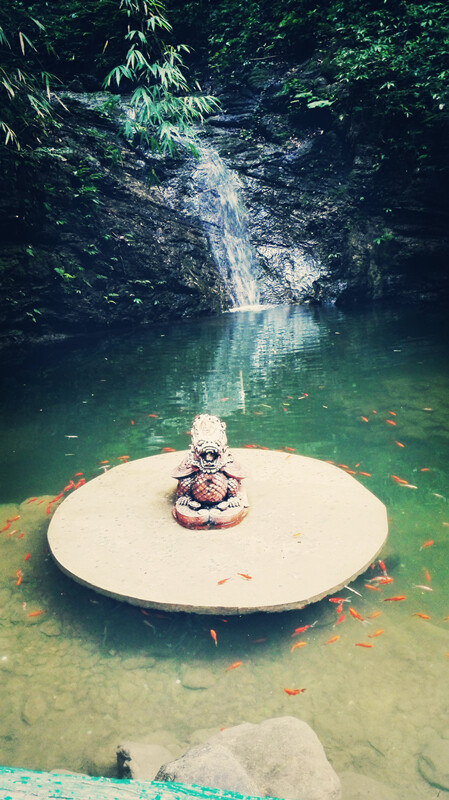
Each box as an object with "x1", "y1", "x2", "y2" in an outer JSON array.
[{"x1": 0, "y1": 303, "x2": 448, "y2": 797}]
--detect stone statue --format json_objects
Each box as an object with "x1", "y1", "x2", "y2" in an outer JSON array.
[{"x1": 172, "y1": 414, "x2": 248, "y2": 529}]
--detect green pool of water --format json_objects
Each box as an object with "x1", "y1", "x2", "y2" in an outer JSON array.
[{"x1": 0, "y1": 304, "x2": 448, "y2": 797}]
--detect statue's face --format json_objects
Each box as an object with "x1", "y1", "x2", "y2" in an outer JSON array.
[{"x1": 190, "y1": 414, "x2": 228, "y2": 473}]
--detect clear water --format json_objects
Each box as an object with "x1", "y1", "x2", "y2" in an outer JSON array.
[{"x1": 0, "y1": 303, "x2": 448, "y2": 797}]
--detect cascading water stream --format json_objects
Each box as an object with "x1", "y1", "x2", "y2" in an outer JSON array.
[{"x1": 187, "y1": 142, "x2": 261, "y2": 308}]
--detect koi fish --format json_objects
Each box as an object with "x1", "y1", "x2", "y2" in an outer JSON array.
[
  {"x1": 420, "y1": 540, "x2": 434, "y2": 550},
  {"x1": 376, "y1": 577, "x2": 394, "y2": 585},
  {"x1": 298, "y1": 393, "x2": 308, "y2": 399},
  {"x1": 379, "y1": 560, "x2": 387, "y2": 573},
  {"x1": 365, "y1": 584, "x2": 381, "y2": 591},
  {"x1": 412, "y1": 613, "x2": 430, "y2": 619},
  {"x1": 147, "y1": 414, "x2": 159, "y2": 418},
  {"x1": 395, "y1": 441, "x2": 405, "y2": 448},
  {"x1": 24, "y1": 553, "x2": 30, "y2": 561},
  {"x1": 329, "y1": 597, "x2": 346, "y2": 604},
  {"x1": 367, "y1": 611, "x2": 381, "y2": 619},
  {"x1": 336, "y1": 614, "x2": 346, "y2": 624},
  {"x1": 383, "y1": 595, "x2": 406, "y2": 602},
  {"x1": 285, "y1": 447, "x2": 295, "y2": 452},
  {"x1": 355, "y1": 642, "x2": 372, "y2": 648},
  {"x1": 290, "y1": 642, "x2": 307, "y2": 652},
  {"x1": 349, "y1": 607, "x2": 364, "y2": 621},
  {"x1": 420, "y1": 467, "x2": 430, "y2": 472},
  {"x1": 28, "y1": 610, "x2": 45, "y2": 617},
  {"x1": 117, "y1": 455, "x2": 130, "y2": 462},
  {"x1": 388, "y1": 410, "x2": 397, "y2": 416},
  {"x1": 162, "y1": 447, "x2": 175, "y2": 452},
  {"x1": 413, "y1": 584, "x2": 433, "y2": 591},
  {"x1": 358, "y1": 471, "x2": 371, "y2": 477},
  {"x1": 26, "y1": 497, "x2": 37, "y2": 504},
  {"x1": 210, "y1": 629, "x2": 217, "y2": 646},
  {"x1": 361, "y1": 416, "x2": 369, "y2": 423},
  {"x1": 225, "y1": 661, "x2": 242, "y2": 671},
  {"x1": 98, "y1": 460, "x2": 109, "y2": 465},
  {"x1": 7, "y1": 515, "x2": 20, "y2": 523},
  {"x1": 368, "y1": 629, "x2": 384, "y2": 638},
  {"x1": 385, "y1": 419, "x2": 396, "y2": 426},
  {"x1": 325, "y1": 635, "x2": 339, "y2": 645},
  {"x1": 74, "y1": 472, "x2": 83, "y2": 477},
  {"x1": 283, "y1": 688, "x2": 306, "y2": 695},
  {"x1": 1, "y1": 523, "x2": 10, "y2": 532},
  {"x1": 424, "y1": 569, "x2": 431, "y2": 583},
  {"x1": 237, "y1": 573, "x2": 252, "y2": 580},
  {"x1": 15, "y1": 570, "x2": 22, "y2": 586},
  {"x1": 217, "y1": 578, "x2": 231, "y2": 585},
  {"x1": 130, "y1": 420, "x2": 135, "y2": 425}
]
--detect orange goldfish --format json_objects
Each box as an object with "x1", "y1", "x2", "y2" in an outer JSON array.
[
  {"x1": 325, "y1": 635, "x2": 339, "y2": 645},
  {"x1": 225, "y1": 661, "x2": 242, "y2": 671},
  {"x1": 290, "y1": 642, "x2": 307, "y2": 652},
  {"x1": 283, "y1": 688, "x2": 306, "y2": 695},
  {"x1": 383, "y1": 595, "x2": 406, "y2": 602},
  {"x1": 368, "y1": 629, "x2": 384, "y2": 638},
  {"x1": 291, "y1": 624, "x2": 311, "y2": 636},
  {"x1": 355, "y1": 642, "x2": 372, "y2": 648},
  {"x1": 210, "y1": 629, "x2": 217, "y2": 646},
  {"x1": 349, "y1": 607, "x2": 364, "y2": 621}
]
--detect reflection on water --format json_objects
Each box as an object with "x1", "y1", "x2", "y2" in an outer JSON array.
[{"x1": 0, "y1": 304, "x2": 448, "y2": 796}]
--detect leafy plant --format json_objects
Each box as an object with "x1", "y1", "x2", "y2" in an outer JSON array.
[{"x1": 103, "y1": 0, "x2": 219, "y2": 153}]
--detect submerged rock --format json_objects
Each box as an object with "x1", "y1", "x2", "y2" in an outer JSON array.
[
  {"x1": 418, "y1": 735, "x2": 449, "y2": 790},
  {"x1": 179, "y1": 665, "x2": 216, "y2": 690}
]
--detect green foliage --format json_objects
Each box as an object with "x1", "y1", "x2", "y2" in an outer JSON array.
[
  {"x1": 0, "y1": 5, "x2": 55, "y2": 151},
  {"x1": 329, "y1": 1, "x2": 449, "y2": 145},
  {"x1": 104, "y1": 0, "x2": 219, "y2": 153}
]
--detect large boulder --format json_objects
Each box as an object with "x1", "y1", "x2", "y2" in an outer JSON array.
[{"x1": 155, "y1": 717, "x2": 341, "y2": 800}]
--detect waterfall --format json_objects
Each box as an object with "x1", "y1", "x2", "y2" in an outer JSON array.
[{"x1": 188, "y1": 142, "x2": 260, "y2": 308}]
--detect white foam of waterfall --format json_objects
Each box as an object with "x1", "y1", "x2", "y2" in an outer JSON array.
[{"x1": 188, "y1": 143, "x2": 260, "y2": 308}]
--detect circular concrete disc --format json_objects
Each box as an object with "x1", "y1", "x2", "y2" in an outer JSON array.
[{"x1": 47, "y1": 450, "x2": 388, "y2": 615}]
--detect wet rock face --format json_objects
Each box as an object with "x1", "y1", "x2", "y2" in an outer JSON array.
[
  {"x1": 0, "y1": 94, "x2": 229, "y2": 345},
  {"x1": 2, "y1": 63, "x2": 448, "y2": 346},
  {"x1": 202, "y1": 75, "x2": 449, "y2": 308}
]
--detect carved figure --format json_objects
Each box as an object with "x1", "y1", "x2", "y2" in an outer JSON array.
[{"x1": 172, "y1": 414, "x2": 248, "y2": 529}]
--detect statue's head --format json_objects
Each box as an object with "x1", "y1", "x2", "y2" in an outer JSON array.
[{"x1": 190, "y1": 414, "x2": 229, "y2": 474}]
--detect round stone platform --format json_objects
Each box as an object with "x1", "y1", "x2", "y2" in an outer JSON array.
[{"x1": 47, "y1": 450, "x2": 388, "y2": 615}]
